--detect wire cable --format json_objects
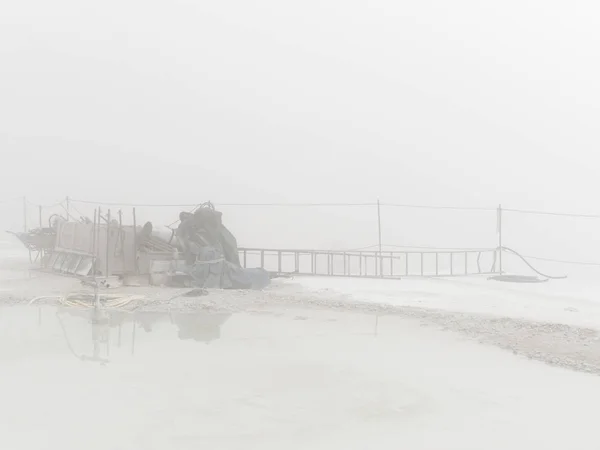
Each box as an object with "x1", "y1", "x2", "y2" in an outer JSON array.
[
  {"x1": 381, "y1": 203, "x2": 495, "y2": 212},
  {"x1": 504, "y1": 208, "x2": 600, "y2": 219},
  {"x1": 516, "y1": 254, "x2": 600, "y2": 267}
]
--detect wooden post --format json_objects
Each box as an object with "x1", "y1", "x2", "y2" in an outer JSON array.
[{"x1": 38, "y1": 205, "x2": 42, "y2": 228}]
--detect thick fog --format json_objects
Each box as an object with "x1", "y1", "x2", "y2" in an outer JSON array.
[{"x1": 1, "y1": 0, "x2": 599, "y2": 275}]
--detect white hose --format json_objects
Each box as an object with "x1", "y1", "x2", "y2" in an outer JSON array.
[{"x1": 29, "y1": 291, "x2": 145, "y2": 310}]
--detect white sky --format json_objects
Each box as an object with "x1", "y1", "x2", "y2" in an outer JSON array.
[{"x1": 1, "y1": 0, "x2": 599, "y2": 263}]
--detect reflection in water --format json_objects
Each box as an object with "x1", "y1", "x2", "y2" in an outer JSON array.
[{"x1": 55, "y1": 307, "x2": 232, "y2": 363}]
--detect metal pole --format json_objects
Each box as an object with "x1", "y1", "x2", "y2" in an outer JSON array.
[
  {"x1": 377, "y1": 199, "x2": 383, "y2": 277},
  {"x1": 66, "y1": 196, "x2": 70, "y2": 219},
  {"x1": 23, "y1": 197, "x2": 27, "y2": 232},
  {"x1": 106, "y1": 209, "x2": 111, "y2": 278},
  {"x1": 497, "y1": 204, "x2": 503, "y2": 274},
  {"x1": 359, "y1": 252, "x2": 362, "y2": 276},
  {"x1": 132, "y1": 207, "x2": 139, "y2": 275},
  {"x1": 39, "y1": 205, "x2": 42, "y2": 228},
  {"x1": 92, "y1": 209, "x2": 97, "y2": 270},
  {"x1": 93, "y1": 208, "x2": 99, "y2": 308}
]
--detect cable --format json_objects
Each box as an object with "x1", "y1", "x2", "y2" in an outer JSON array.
[
  {"x1": 24, "y1": 197, "x2": 600, "y2": 218},
  {"x1": 26, "y1": 198, "x2": 66, "y2": 209},
  {"x1": 70, "y1": 198, "x2": 497, "y2": 209},
  {"x1": 501, "y1": 246, "x2": 567, "y2": 279},
  {"x1": 382, "y1": 244, "x2": 494, "y2": 252},
  {"x1": 70, "y1": 198, "x2": 198, "y2": 207},
  {"x1": 504, "y1": 208, "x2": 600, "y2": 219},
  {"x1": 217, "y1": 202, "x2": 375, "y2": 207},
  {"x1": 63, "y1": 202, "x2": 90, "y2": 222},
  {"x1": 517, "y1": 254, "x2": 600, "y2": 267},
  {"x1": 381, "y1": 203, "x2": 495, "y2": 212}
]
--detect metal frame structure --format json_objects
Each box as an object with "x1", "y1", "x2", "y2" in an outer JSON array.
[{"x1": 238, "y1": 247, "x2": 500, "y2": 279}]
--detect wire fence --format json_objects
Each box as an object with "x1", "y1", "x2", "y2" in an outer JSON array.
[{"x1": 3, "y1": 195, "x2": 600, "y2": 276}]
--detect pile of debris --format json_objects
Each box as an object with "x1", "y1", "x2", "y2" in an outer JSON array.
[
  {"x1": 9, "y1": 203, "x2": 270, "y2": 290},
  {"x1": 169, "y1": 204, "x2": 270, "y2": 290}
]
